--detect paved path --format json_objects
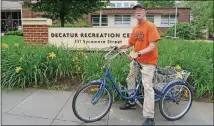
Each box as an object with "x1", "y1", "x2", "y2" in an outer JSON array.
[{"x1": 1, "y1": 88, "x2": 213, "y2": 125}]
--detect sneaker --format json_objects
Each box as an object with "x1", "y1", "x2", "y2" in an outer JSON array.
[
  {"x1": 142, "y1": 118, "x2": 155, "y2": 126},
  {"x1": 119, "y1": 101, "x2": 136, "y2": 110}
]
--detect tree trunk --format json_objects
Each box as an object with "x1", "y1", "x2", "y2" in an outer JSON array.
[
  {"x1": 60, "y1": 18, "x2": 65, "y2": 27},
  {"x1": 60, "y1": 14, "x2": 65, "y2": 27}
]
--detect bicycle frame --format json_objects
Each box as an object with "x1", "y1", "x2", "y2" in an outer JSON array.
[
  {"x1": 103, "y1": 65, "x2": 144, "y2": 100},
  {"x1": 90, "y1": 46, "x2": 147, "y2": 103},
  {"x1": 90, "y1": 46, "x2": 194, "y2": 104}
]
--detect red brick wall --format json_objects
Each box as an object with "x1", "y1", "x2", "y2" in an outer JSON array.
[
  {"x1": 85, "y1": 14, "x2": 92, "y2": 26},
  {"x1": 23, "y1": 25, "x2": 49, "y2": 44},
  {"x1": 22, "y1": 8, "x2": 33, "y2": 18},
  {"x1": 177, "y1": 8, "x2": 190, "y2": 22},
  {"x1": 22, "y1": 8, "x2": 46, "y2": 18}
]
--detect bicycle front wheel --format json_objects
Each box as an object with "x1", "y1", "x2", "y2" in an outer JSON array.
[
  {"x1": 72, "y1": 82, "x2": 113, "y2": 123},
  {"x1": 159, "y1": 82, "x2": 193, "y2": 121}
]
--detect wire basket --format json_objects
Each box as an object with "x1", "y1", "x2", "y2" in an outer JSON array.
[{"x1": 153, "y1": 66, "x2": 191, "y2": 90}]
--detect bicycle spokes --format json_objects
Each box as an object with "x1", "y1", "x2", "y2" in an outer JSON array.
[
  {"x1": 161, "y1": 84, "x2": 192, "y2": 119},
  {"x1": 73, "y1": 84, "x2": 112, "y2": 122},
  {"x1": 91, "y1": 89, "x2": 103, "y2": 105}
]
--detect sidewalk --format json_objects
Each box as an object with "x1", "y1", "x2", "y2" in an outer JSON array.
[{"x1": 1, "y1": 88, "x2": 213, "y2": 125}]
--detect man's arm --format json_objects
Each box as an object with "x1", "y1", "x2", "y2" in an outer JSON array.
[
  {"x1": 129, "y1": 42, "x2": 156, "y2": 59},
  {"x1": 138, "y1": 41, "x2": 156, "y2": 55}
]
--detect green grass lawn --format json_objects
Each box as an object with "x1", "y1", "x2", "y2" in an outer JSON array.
[{"x1": 1, "y1": 35, "x2": 213, "y2": 101}]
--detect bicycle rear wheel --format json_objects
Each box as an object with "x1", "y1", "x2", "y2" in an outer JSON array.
[
  {"x1": 72, "y1": 82, "x2": 113, "y2": 123},
  {"x1": 159, "y1": 82, "x2": 193, "y2": 121}
]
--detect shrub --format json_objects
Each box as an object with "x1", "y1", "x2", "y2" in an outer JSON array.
[
  {"x1": 5, "y1": 30, "x2": 23, "y2": 36},
  {"x1": 157, "y1": 39, "x2": 213, "y2": 98},
  {"x1": 1, "y1": 44, "x2": 73, "y2": 88},
  {"x1": 165, "y1": 22, "x2": 196, "y2": 40},
  {"x1": 1, "y1": 36, "x2": 213, "y2": 99}
]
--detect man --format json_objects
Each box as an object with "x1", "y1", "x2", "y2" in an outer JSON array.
[{"x1": 118, "y1": 3, "x2": 160, "y2": 126}]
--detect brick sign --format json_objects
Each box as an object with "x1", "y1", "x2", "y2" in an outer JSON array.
[{"x1": 48, "y1": 28, "x2": 132, "y2": 50}]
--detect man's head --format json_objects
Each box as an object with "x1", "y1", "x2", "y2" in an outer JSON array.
[{"x1": 133, "y1": 3, "x2": 146, "y2": 20}]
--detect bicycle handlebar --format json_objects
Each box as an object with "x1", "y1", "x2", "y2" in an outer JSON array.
[{"x1": 103, "y1": 46, "x2": 143, "y2": 69}]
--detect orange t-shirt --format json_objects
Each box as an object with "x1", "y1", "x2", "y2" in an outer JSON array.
[{"x1": 129, "y1": 21, "x2": 160, "y2": 65}]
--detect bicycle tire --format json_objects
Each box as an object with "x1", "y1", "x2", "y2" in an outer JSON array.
[
  {"x1": 159, "y1": 82, "x2": 193, "y2": 121},
  {"x1": 72, "y1": 82, "x2": 113, "y2": 123}
]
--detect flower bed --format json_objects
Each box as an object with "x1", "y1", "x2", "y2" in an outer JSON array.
[{"x1": 1, "y1": 36, "x2": 213, "y2": 100}]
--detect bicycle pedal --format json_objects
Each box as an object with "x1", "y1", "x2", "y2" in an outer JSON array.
[{"x1": 135, "y1": 99, "x2": 143, "y2": 109}]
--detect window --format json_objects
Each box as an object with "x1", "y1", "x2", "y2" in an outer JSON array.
[
  {"x1": 123, "y1": 15, "x2": 131, "y2": 24},
  {"x1": 115, "y1": 15, "x2": 122, "y2": 25},
  {"x1": 146, "y1": 15, "x2": 154, "y2": 23},
  {"x1": 12, "y1": 12, "x2": 18, "y2": 19},
  {"x1": 109, "y1": 2, "x2": 137, "y2": 8},
  {"x1": 1, "y1": 11, "x2": 22, "y2": 32},
  {"x1": 169, "y1": 15, "x2": 176, "y2": 25},
  {"x1": 161, "y1": 15, "x2": 178, "y2": 26},
  {"x1": 1, "y1": 12, "x2": 5, "y2": 19},
  {"x1": 124, "y1": 3, "x2": 129, "y2": 7},
  {"x1": 116, "y1": 3, "x2": 122, "y2": 8},
  {"x1": 161, "y1": 15, "x2": 169, "y2": 25},
  {"x1": 130, "y1": 3, "x2": 135, "y2": 7},
  {"x1": 92, "y1": 15, "x2": 108, "y2": 26},
  {"x1": 114, "y1": 15, "x2": 131, "y2": 25}
]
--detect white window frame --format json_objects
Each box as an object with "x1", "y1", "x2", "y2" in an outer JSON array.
[
  {"x1": 92, "y1": 15, "x2": 108, "y2": 26},
  {"x1": 161, "y1": 15, "x2": 178, "y2": 27},
  {"x1": 114, "y1": 15, "x2": 131, "y2": 26}
]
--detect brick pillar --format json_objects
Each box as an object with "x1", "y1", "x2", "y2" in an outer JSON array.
[
  {"x1": 22, "y1": 18, "x2": 52, "y2": 44},
  {"x1": 86, "y1": 14, "x2": 92, "y2": 26}
]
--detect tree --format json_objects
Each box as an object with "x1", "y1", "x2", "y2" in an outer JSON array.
[
  {"x1": 181, "y1": 1, "x2": 214, "y2": 34},
  {"x1": 23, "y1": 0, "x2": 110, "y2": 27},
  {"x1": 138, "y1": 0, "x2": 175, "y2": 8}
]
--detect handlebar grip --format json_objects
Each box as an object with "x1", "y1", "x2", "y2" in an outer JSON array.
[{"x1": 113, "y1": 46, "x2": 118, "y2": 50}]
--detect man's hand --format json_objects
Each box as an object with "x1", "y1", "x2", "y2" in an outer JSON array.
[{"x1": 129, "y1": 52, "x2": 138, "y2": 59}]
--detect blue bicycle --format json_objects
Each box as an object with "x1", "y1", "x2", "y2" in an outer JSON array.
[{"x1": 72, "y1": 46, "x2": 194, "y2": 123}]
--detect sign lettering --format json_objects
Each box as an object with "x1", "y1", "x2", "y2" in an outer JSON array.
[{"x1": 48, "y1": 28, "x2": 132, "y2": 50}]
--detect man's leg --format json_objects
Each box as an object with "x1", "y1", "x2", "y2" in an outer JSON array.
[
  {"x1": 140, "y1": 63, "x2": 156, "y2": 125},
  {"x1": 119, "y1": 60, "x2": 139, "y2": 110}
]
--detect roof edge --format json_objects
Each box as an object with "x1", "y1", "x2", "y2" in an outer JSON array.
[{"x1": 103, "y1": 7, "x2": 191, "y2": 10}]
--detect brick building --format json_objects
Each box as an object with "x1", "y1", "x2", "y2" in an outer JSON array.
[{"x1": 1, "y1": 0, "x2": 191, "y2": 35}]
